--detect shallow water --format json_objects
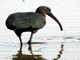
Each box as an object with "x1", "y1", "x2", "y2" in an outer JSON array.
[{"x1": 0, "y1": 33, "x2": 80, "y2": 60}]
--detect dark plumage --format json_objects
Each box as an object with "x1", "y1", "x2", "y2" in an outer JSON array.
[{"x1": 5, "y1": 6, "x2": 63, "y2": 45}]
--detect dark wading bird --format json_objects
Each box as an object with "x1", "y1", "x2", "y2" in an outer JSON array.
[{"x1": 5, "y1": 6, "x2": 63, "y2": 45}]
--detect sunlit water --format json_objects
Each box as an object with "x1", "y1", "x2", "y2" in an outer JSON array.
[{"x1": 0, "y1": 27, "x2": 80, "y2": 60}]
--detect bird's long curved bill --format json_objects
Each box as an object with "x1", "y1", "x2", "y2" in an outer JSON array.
[{"x1": 47, "y1": 12, "x2": 63, "y2": 31}]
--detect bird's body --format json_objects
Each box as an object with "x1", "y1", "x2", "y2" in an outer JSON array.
[
  {"x1": 5, "y1": 6, "x2": 63, "y2": 45},
  {"x1": 6, "y1": 12, "x2": 46, "y2": 31}
]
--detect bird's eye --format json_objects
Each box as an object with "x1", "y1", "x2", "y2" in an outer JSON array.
[
  {"x1": 48, "y1": 8, "x2": 51, "y2": 12},
  {"x1": 49, "y1": 9, "x2": 51, "y2": 12}
]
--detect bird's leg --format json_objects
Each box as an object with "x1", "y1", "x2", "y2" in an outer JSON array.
[
  {"x1": 19, "y1": 37, "x2": 23, "y2": 46},
  {"x1": 28, "y1": 30, "x2": 37, "y2": 45},
  {"x1": 18, "y1": 43, "x2": 23, "y2": 52},
  {"x1": 28, "y1": 32, "x2": 33, "y2": 45},
  {"x1": 14, "y1": 31, "x2": 23, "y2": 45}
]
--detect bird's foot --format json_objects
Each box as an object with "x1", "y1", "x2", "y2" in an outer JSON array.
[{"x1": 27, "y1": 41, "x2": 31, "y2": 45}]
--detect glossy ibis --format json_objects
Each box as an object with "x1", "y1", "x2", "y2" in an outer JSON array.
[{"x1": 5, "y1": 6, "x2": 63, "y2": 45}]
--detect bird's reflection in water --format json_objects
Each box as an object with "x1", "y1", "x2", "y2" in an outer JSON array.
[
  {"x1": 53, "y1": 42, "x2": 64, "y2": 60},
  {"x1": 12, "y1": 45, "x2": 46, "y2": 60}
]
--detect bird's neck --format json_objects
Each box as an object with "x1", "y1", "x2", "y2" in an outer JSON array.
[{"x1": 36, "y1": 11, "x2": 46, "y2": 17}]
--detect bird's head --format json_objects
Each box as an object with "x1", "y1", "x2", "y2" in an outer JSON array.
[{"x1": 36, "y1": 6, "x2": 63, "y2": 31}]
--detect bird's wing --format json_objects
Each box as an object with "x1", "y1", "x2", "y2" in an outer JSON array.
[
  {"x1": 31, "y1": 15, "x2": 46, "y2": 29},
  {"x1": 12, "y1": 12, "x2": 46, "y2": 29}
]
